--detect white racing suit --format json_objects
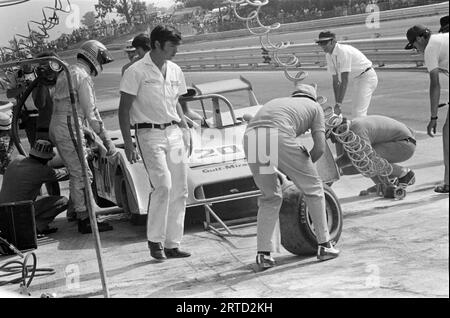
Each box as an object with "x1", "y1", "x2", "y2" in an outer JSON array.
[{"x1": 49, "y1": 64, "x2": 112, "y2": 220}]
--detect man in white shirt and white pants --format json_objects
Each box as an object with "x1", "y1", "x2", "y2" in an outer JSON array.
[
  {"x1": 404, "y1": 25, "x2": 449, "y2": 193},
  {"x1": 119, "y1": 25, "x2": 192, "y2": 260},
  {"x1": 316, "y1": 30, "x2": 378, "y2": 118}
]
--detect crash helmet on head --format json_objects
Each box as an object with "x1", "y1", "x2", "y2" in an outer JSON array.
[{"x1": 77, "y1": 40, "x2": 113, "y2": 76}]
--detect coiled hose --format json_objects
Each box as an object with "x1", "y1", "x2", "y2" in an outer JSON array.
[
  {"x1": 325, "y1": 114, "x2": 393, "y2": 182},
  {"x1": 0, "y1": 237, "x2": 55, "y2": 293}
]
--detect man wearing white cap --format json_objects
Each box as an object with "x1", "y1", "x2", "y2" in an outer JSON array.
[
  {"x1": 0, "y1": 140, "x2": 69, "y2": 236},
  {"x1": 0, "y1": 112, "x2": 14, "y2": 175},
  {"x1": 243, "y1": 83, "x2": 340, "y2": 270},
  {"x1": 404, "y1": 25, "x2": 449, "y2": 193},
  {"x1": 121, "y1": 33, "x2": 151, "y2": 76},
  {"x1": 316, "y1": 30, "x2": 378, "y2": 119}
]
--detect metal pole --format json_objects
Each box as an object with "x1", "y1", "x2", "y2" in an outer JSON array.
[{"x1": 0, "y1": 57, "x2": 110, "y2": 298}]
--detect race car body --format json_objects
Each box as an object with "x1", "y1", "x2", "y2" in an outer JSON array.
[{"x1": 88, "y1": 77, "x2": 340, "y2": 222}]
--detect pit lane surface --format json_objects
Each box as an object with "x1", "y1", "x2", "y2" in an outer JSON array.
[
  {"x1": 1, "y1": 66, "x2": 447, "y2": 298},
  {"x1": 1, "y1": 14, "x2": 448, "y2": 299}
]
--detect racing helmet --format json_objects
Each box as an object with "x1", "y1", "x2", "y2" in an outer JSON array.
[{"x1": 77, "y1": 40, "x2": 113, "y2": 76}]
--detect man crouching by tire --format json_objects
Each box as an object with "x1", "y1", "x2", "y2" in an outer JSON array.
[{"x1": 243, "y1": 83, "x2": 340, "y2": 271}]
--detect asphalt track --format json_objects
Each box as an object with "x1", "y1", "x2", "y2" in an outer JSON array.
[{"x1": 97, "y1": 66, "x2": 449, "y2": 137}]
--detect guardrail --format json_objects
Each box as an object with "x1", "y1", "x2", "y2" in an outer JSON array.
[
  {"x1": 181, "y1": 2, "x2": 448, "y2": 44},
  {"x1": 173, "y1": 36, "x2": 426, "y2": 72},
  {"x1": 55, "y1": 2, "x2": 447, "y2": 59}
]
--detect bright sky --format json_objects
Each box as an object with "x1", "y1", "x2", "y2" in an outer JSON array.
[{"x1": 0, "y1": 0, "x2": 175, "y2": 48}]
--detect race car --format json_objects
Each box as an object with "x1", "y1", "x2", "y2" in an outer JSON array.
[{"x1": 88, "y1": 76, "x2": 343, "y2": 255}]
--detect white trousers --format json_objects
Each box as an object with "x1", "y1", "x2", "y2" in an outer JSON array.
[
  {"x1": 351, "y1": 68, "x2": 378, "y2": 118},
  {"x1": 136, "y1": 125, "x2": 188, "y2": 248},
  {"x1": 243, "y1": 128, "x2": 330, "y2": 252},
  {"x1": 49, "y1": 114, "x2": 90, "y2": 220}
]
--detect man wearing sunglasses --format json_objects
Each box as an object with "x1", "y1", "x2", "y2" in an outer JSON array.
[
  {"x1": 404, "y1": 25, "x2": 449, "y2": 193},
  {"x1": 315, "y1": 30, "x2": 378, "y2": 119}
]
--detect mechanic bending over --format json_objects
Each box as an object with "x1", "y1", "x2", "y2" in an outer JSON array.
[
  {"x1": 331, "y1": 114, "x2": 417, "y2": 196},
  {"x1": 404, "y1": 24, "x2": 449, "y2": 193},
  {"x1": 119, "y1": 25, "x2": 192, "y2": 261},
  {"x1": 315, "y1": 30, "x2": 378, "y2": 119},
  {"x1": 50, "y1": 40, "x2": 116, "y2": 234},
  {"x1": 0, "y1": 140, "x2": 69, "y2": 237},
  {"x1": 243, "y1": 83, "x2": 340, "y2": 271}
]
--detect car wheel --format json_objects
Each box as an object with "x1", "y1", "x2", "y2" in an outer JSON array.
[
  {"x1": 279, "y1": 181, "x2": 343, "y2": 255},
  {"x1": 116, "y1": 173, "x2": 146, "y2": 226}
]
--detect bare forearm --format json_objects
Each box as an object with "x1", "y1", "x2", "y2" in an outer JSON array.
[
  {"x1": 336, "y1": 77, "x2": 349, "y2": 104},
  {"x1": 332, "y1": 77, "x2": 340, "y2": 103},
  {"x1": 429, "y1": 82, "x2": 440, "y2": 118},
  {"x1": 176, "y1": 102, "x2": 188, "y2": 128},
  {"x1": 119, "y1": 104, "x2": 133, "y2": 147}
]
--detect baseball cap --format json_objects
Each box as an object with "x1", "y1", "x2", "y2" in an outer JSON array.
[
  {"x1": 405, "y1": 25, "x2": 430, "y2": 49},
  {"x1": 132, "y1": 33, "x2": 150, "y2": 50},
  {"x1": 315, "y1": 31, "x2": 336, "y2": 43}
]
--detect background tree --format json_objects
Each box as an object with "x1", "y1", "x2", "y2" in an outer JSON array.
[
  {"x1": 95, "y1": 0, "x2": 138, "y2": 24},
  {"x1": 81, "y1": 11, "x2": 98, "y2": 28}
]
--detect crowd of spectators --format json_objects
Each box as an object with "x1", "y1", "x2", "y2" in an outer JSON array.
[{"x1": 0, "y1": 0, "x2": 444, "y2": 63}]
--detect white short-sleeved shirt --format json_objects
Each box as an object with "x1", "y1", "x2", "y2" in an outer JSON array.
[
  {"x1": 424, "y1": 33, "x2": 449, "y2": 77},
  {"x1": 326, "y1": 43, "x2": 373, "y2": 78},
  {"x1": 120, "y1": 52, "x2": 187, "y2": 125}
]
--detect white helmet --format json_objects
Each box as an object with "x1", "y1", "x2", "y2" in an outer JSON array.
[{"x1": 77, "y1": 40, "x2": 113, "y2": 76}]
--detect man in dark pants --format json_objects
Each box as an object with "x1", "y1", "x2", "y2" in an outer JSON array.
[{"x1": 0, "y1": 140, "x2": 69, "y2": 236}]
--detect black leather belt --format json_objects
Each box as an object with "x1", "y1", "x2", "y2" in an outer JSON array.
[
  {"x1": 359, "y1": 67, "x2": 373, "y2": 76},
  {"x1": 135, "y1": 121, "x2": 178, "y2": 130},
  {"x1": 403, "y1": 137, "x2": 416, "y2": 146}
]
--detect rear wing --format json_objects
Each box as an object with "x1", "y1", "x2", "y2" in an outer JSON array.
[{"x1": 192, "y1": 76, "x2": 259, "y2": 106}]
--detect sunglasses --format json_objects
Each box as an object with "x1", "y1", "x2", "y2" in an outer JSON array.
[{"x1": 317, "y1": 40, "x2": 332, "y2": 46}]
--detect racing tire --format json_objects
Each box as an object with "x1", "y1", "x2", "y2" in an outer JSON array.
[{"x1": 279, "y1": 180, "x2": 343, "y2": 255}]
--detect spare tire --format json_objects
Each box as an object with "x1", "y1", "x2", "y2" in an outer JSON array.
[{"x1": 279, "y1": 179, "x2": 343, "y2": 255}]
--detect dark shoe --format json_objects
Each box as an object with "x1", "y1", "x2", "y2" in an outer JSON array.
[
  {"x1": 67, "y1": 213, "x2": 77, "y2": 222},
  {"x1": 148, "y1": 241, "x2": 166, "y2": 261},
  {"x1": 434, "y1": 184, "x2": 449, "y2": 193},
  {"x1": 77, "y1": 218, "x2": 113, "y2": 234},
  {"x1": 359, "y1": 184, "x2": 378, "y2": 196},
  {"x1": 397, "y1": 169, "x2": 415, "y2": 186},
  {"x1": 37, "y1": 227, "x2": 58, "y2": 238},
  {"x1": 256, "y1": 253, "x2": 275, "y2": 271},
  {"x1": 164, "y1": 247, "x2": 191, "y2": 258}
]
